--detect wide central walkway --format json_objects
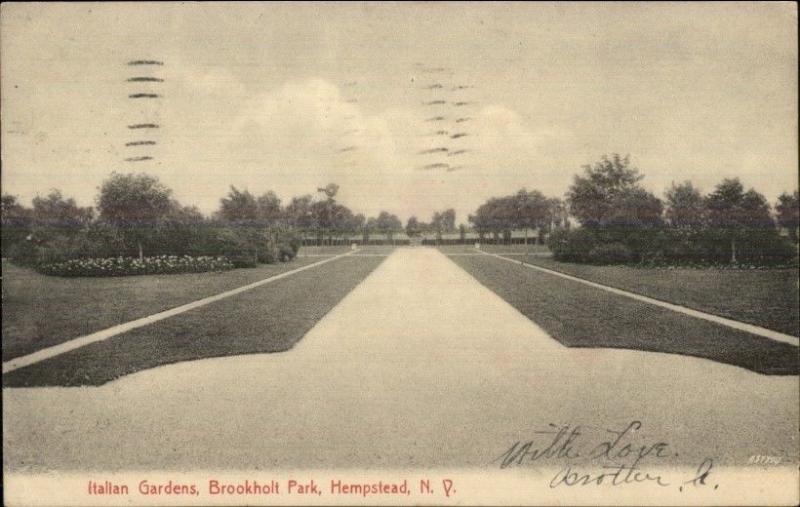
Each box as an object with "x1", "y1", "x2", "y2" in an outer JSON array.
[{"x1": 3, "y1": 248, "x2": 798, "y2": 471}]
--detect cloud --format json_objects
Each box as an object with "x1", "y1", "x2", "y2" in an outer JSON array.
[{"x1": 156, "y1": 76, "x2": 576, "y2": 223}]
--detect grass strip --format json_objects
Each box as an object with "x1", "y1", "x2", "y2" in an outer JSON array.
[
  {"x1": 450, "y1": 254, "x2": 798, "y2": 375},
  {"x1": 501, "y1": 254, "x2": 799, "y2": 337},
  {"x1": 3, "y1": 256, "x2": 385, "y2": 387},
  {"x1": 2, "y1": 257, "x2": 329, "y2": 360}
]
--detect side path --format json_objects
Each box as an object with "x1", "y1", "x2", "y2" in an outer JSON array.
[{"x1": 3, "y1": 248, "x2": 797, "y2": 471}]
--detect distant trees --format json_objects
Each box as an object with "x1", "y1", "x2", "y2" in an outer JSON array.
[
  {"x1": 405, "y1": 216, "x2": 421, "y2": 237},
  {"x1": 428, "y1": 208, "x2": 456, "y2": 243},
  {"x1": 431, "y1": 209, "x2": 456, "y2": 233},
  {"x1": 285, "y1": 195, "x2": 315, "y2": 231},
  {"x1": 312, "y1": 183, "x2": 340, "y2": 245},
  {"x1": 364, "y1": 216, "x2": 378, "y2": 243},
  {"x1": 352, "y1": 213, "x2": 366, "y2": 241},
  {"x1": 211, "y1": 181, "x2": 390, "y2": 256},
  {"x1": 32, "y1": 190, "x2": 94, "y2": 233},
  {"x1": 375, "y1": 211, "x2": 403, "y2": 244},
  {"x1": 404, "y1": 209, "x2": 457, "y2": 243},
  {"x1": 469, "y1": 190, "x2": 562, "y2": 244}
]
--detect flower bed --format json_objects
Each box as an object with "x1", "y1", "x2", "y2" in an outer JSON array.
[{"x1": 37, "y1": 255, "x2": 234, "y2": 277}]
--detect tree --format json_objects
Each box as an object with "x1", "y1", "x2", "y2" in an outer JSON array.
[
  {"x1": 1, "y1": 194, "x2": 32, "y2": 256},
  {"x1": 440, "y1": 209, "x2": 456, "y2": 232},
  {"x1": 256, "y1": 191, "x2": 283, "y2": 226},
  {"x1": 565, "y1": 154, "x2": 663, "y2": 258},
  {"x1": 665, "y1": 181, "x2": 706, "y2": 229},
  {"x1": 706, "y1": 178, "x2": 775, "y2": 263},
  {"x1": 218, "y1": 186, "x2": 258, "y2": 223},
  {"x1": 429, "y1": 209, "x2": 456, "y2": 243},
  {"x1": 364, "y1": 216, "x2": 378, "y2": 244},
  {"x1": 405, "y1": 216, "x2": 421, "y2": 237},
  {"x1": 329, "y1": 202, "x2": 355, "y2": 239},
  {"x1": 776, "y1": 190, "x2": 799, "y2": 243},
  {"x1": 470, "y1": 191, "x2": 564, "y2": 246},
  {"x1": 31, "y1": 190, "x2": 94, "y2": 233},
  {"x1": 514, "y1": 189, "x2": 551, "y2": 244},
  {"x1": 152, "y1": 204, "x2": 206, "y2": 256},
  {"x1": 97, "y1": 172, "x2": 173, "y2": 259},
  {"x1": 469, "y1": 204, "x2": 492, "y2": 241},
  {"x1": 351, "y1": 213, "x2": 366, "y2": 243},
  {"x1": 470, "y1": 197, "x2": 510, "y2": 243},
  {"x1": 602, "y1": 187, "x2": 664, "y2": 255},
  {"x1": 566, "y1": 154, "x2": 647, "y2": 229},
  {"x1": 545, "y1": 197, "x2": 567, "y2": 238},
  {"x1": 375, "y1": 211, "x2": 402, "y2": 244},
  {"x1": 604, "y1": 187, "x2": 664, "y2": 229},
  {"x1": 285, "y1": 195, "x2": 315, "y2": 231}
]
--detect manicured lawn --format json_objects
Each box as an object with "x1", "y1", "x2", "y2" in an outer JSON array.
[
  {"x1": 352, "y1": 245, "x2": 398, "y2": 255},
  {"x1": 450, "y1": 254, "x2": 798, "y2": 375},
  {"x1": 497, "y1": 255, "x2": 799, "y2": 337},
  {"x1": 439, "y1": 243, "x2": 551, "y2": 254},
  {"x1": 3, "y1": 256, "x2": 385, "y2": 387},
  {"x1": 1, "y1": 254, "x2": 345, "y2": 361},
  {"x1": 299, "y1": 245, "x2": 397, "y2": 256},
  {"x1": 297, "y1": 246, "x2": 352, "y2": 256}
]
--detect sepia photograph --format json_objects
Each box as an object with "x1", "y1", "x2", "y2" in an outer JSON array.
[{"x1": 1, "y1": 2, "x2": 798, "y2": 505}]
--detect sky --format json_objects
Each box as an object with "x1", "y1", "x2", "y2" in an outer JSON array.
[{"x1": 1, "y1": 2, "x2": 797, "y2": 224}]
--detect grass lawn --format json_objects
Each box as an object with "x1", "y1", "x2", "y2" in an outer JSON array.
[
  {"x1": 1, "y1": 254, "x2": 345, "y2": 361},
  {"x1": 3, "y1": 256, "x2": 385, "y2": 387},
  {"x1": 297, "y1": 246, "x2": 352, "y2": 256},
  {"x1": 450, "y1": 254, "x2": 798, "y2": 375},
  {"x1": 497, "y1": 255, "x2": 799, "y2": 337},
  {"x1": 299, "y1": 245, "x2": 397, "y2": 256},
  {"x1": 439, "y1": 243, "x2": 551, "y2": 254}
]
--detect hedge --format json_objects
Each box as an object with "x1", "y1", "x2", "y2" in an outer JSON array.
[{"x1": 548, "y1": 227, "x2": 797, "y2": 266}]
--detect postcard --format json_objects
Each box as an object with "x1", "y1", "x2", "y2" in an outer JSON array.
[{"x1": 2, "y1": 2, "x2": 798, "y2": 505}]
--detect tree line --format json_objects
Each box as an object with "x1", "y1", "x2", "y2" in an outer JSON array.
[
  {"x1": 469, "y1": 154, "x2": 798, "y2": 265},
  {"x1": 0, "y1": 172, "x2": 406, "y2": 269},
  {"x1": 3, "y1": 156, "x2": 797, "y2": 269}
]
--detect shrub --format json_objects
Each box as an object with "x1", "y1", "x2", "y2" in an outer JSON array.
[
  {"x1": 227, "y1": 255, "x2": 258, "y2": 268},
  {"x1": 37, "y1": 255, "x2": 234, "y2": 277},
  {"x1": 643, "y1": 229, "x2": 709, "y2": 264},
  {"x1": 274, "y1": 228, "x2": 301, "y2": 257},
  {"x1": 548, "y1": 228, "x2": 599, "y2": 263},
  {"x1": 278, "y1": 243, "x2": 295, "y2": 262},
  {"x1": 586, "y1": 242, "x2": 634, "y2": 264},
  {"x1": 7, "y1": 238, "x2": 39, "y2": 266},
  {"x1": 736, "y1": 231, "x2": 798, "y2": 266},
  {"x1": 257, "y1": 245, "x2": 278, "y2": 264}
]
